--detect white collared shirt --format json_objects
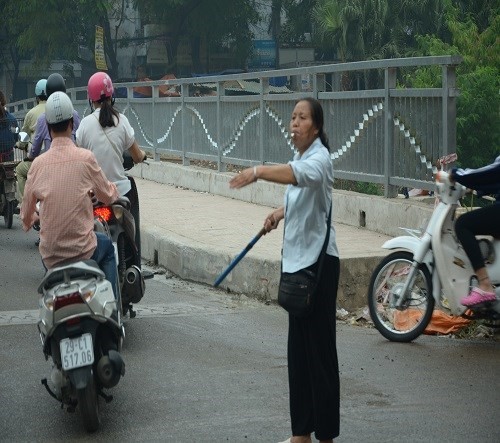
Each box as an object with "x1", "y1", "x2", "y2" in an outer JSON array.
[
  {"x1": 76, "y1": 109, "x2": 135, "y2": 196},
  {"x1": 282, "y1": 137, "x2": 339, "y2": 273}
]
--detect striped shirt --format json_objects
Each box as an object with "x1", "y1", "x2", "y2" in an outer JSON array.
[{"x1": 21, "y1": 136, "x2": 118, "y2": 269}]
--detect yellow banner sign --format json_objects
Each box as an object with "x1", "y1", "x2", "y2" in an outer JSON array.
[{"x1": 95, "y1": 26, "x2": 108, "y2": 71}]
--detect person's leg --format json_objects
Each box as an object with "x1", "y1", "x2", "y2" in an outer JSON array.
[
  {"x1": 288, "y1": 313, "x2": 314, "y2": 441},
  {"x1": 455, "y1": 205, "x2": 500, "y2": 304},
  {"x1": 15, "y1": 160, "x2": 30, "y2": 204},
  {"x1": 91, "y1": 232, "x2": 118, "y2": 299},
  {"x1": 307, "y1": 255, "x2": 340, "y2": 442},
  {"x1": 286, "y1": 257, "x2": 340, "y2": 442}
]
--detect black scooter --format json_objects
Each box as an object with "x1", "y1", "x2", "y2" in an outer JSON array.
[{"x1": 93, "y1": 154, "x2": 151, "y2": 317}]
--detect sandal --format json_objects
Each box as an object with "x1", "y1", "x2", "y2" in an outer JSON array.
[{"x1": 460, "y1": 287, "x2": 496, "y2": 307}]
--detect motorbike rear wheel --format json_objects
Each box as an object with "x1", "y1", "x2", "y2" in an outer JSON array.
[
  {"x1": 3, "y1": 200, "x2": 14, "y2": 229},
  {"x1": 77, "y1": 376, "x2": 100, "y2": 432},
  {"x1": 368, "y1": 251, "x2": 434, "y2": 342}
]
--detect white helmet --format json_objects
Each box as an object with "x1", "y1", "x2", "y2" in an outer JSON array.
[{"x1": 45, "y1": 91, "x2": 74, "y2": 124}]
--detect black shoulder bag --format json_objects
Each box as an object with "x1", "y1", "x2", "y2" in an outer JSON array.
[{"x1": 277, "y1": 204, "x2": 332, "y2": 318}]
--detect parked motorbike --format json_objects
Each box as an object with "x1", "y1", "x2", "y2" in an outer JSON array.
[
  {"x1": 0, "y1": 131, "x2": 27, "y2": 228},
  {"x1": 367, "y1": 170, "x2": 500, "y2": 342},
  {"x1": 37, "y1": 256, "x2": 125, "y2": 432}
]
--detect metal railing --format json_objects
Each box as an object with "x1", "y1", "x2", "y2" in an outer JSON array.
[{"x1": 9, "y1": 55, "x2": 461, "y2": 197}]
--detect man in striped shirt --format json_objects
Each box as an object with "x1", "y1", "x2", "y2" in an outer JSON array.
[{"x1": 21, "y1": 91, "x2": 119, "y2": 298}]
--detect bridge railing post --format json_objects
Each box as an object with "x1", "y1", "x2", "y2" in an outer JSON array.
[
  {"x1": 442, "y1": 63, "x2": 458, "y2": 159},
  {"x1": 384, "y1": 67, "x2": 398, "y2": 198}
]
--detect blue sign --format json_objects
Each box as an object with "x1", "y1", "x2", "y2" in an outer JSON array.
[{"x1": 248, "y1": 40, "x2": 276, "y2": 70}]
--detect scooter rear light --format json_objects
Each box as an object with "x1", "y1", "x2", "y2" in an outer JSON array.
[
  {"x1": 43, "y1": 284, "x2": 96, "y2": 312},
  {"x1": 54, "y1": 292, "x2": 84, "y2": 311},
  {"x1": 94, "y1": 206, "x2": 115, "y2": 223}
]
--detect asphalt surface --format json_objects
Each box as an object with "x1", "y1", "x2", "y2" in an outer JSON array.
[{"x1": 1, "y1": 205, "x2": 499, "y2": 443}]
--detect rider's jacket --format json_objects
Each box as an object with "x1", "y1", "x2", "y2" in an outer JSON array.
[{"x1": 452, "y1": 155, "x2": 500, "y2": 202}]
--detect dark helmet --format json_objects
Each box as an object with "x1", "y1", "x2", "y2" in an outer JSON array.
[{"x1": 46, "y1": 73, "x2": 66, "y2": 98}]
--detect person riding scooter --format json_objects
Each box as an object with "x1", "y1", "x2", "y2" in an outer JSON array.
[
  {"x1": 76, "y1": 71, "x2": 147, "y2": 260},
  {"x1": 450, "y1": 155, "x2": 500, "y2": 307},
  {"x1": 20, "y1": 91, "x2": 120, "y2": 299},
  {"x1": 0, "y1": 90, "x2": 18, "y2": 163},
  {"x1": 15, "y1": 78, "x2": 47, "y2": 205}
]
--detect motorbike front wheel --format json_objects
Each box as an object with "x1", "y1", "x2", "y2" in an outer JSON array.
[
  {"x1": 368, "y1": 251, "x2": 434, "y2": 342},
  {"x1": 77, "y1": 377, "x2": 100, "y2": 432},
  {"x1": 3, "y1": 200, "x2": 14, "y2": 228}
]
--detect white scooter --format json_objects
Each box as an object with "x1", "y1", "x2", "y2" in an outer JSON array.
[
  {"x1": 367, "y1": 170, "x2": 500, "y2": 342},
  {"x1": 37, "y1": 257, "x2": 125, "y2": 432}
]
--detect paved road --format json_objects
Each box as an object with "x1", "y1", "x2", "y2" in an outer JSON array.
[{"x1": 1, "y1": 219, "x2": 499, "y2": 442}]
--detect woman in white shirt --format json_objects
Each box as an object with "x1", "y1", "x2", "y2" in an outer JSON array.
[
  {"x1": 229, "y1": 98, "x2": 340, "y2": 443},
  {"x1": 76, "y1": 71, "x2": 147, "y2": 260}
]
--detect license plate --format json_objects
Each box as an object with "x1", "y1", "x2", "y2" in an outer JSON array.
[{"x1": 60, "y1": 333, "x2": 94, "y2": 371}]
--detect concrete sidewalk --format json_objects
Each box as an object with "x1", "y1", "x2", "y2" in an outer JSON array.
[{"x1": 136, "y1": 170, "x2": 399, "y2": 309}]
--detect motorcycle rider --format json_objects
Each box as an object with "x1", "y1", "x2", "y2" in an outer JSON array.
[
  {"x1": 450, "y1": 155, "x2": 500, "y2": 307},
  {"x1": 16, "y1": 73, "x2": 81, "y2": 204},
  {"x1": 76, "y1": 71, "x2": 147, "y2": 260},
  {"x1": 15, "y1": 79, "x2": 47, "y2": 205},
  {"x1": 0, "y1": 90, "x2": 18, "y2": 162},
  {"x1": 20, "y1": 91, "x2": 120, "y2": 299}
]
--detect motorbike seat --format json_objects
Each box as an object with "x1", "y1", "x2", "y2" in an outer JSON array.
[
  {"x1": 114, "y1": 196, "x2": 131, "y2": 210},
  {"x1": 95, "y1": 197, "x2": 131, "y2": 211},
  {"x1": 38, "y1": 259, "x2": 105, "y2": 293}
]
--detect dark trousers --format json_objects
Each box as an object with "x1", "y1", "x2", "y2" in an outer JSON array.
[
  {"x1": 455, "y1": 204, "x2": 500, "y2": 271},
  {"x1": 288, "y1": 254, "x2": 340, "y2": 440}
]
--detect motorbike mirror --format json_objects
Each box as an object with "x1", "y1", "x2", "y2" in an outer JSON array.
[{"x1": 18, "y1": 132, "x2": 30, "y2": 143}]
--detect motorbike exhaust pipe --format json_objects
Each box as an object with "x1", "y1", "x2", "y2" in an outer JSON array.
[
  {"x1": 126, "y1": 266, "x2": 139, "y2": 284},
  {"x1": 96, "y1": 350, "x2": 125, "y2": 388},
  {"x1": 123, "y1": 265, "x2": 145, "y2": 304}
]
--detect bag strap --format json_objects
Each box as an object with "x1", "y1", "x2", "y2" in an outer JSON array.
[
  {"x1": 93, "y1": 113, "x2": 123, "y2": 161},
  {"x1": 315, "y1": 202, "x2": 332, "y2": 280}
]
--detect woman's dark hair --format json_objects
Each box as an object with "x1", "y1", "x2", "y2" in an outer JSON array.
[
  {"x1": 299, "y1": 97, "x2": 330, "y2": 151},
  {"x1": 99, "y1": 98, "x2": 120, "y2": 128}
]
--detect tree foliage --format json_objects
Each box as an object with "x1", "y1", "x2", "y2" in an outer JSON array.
[
  {"x1": 408, "y1": 1, "x2": 499, "y2": 167},
  {"x1": 133, "y1": 0, "x2": 259, "y2": 74},
  {"x1": 310, "y1": 0, "x2": 498, "y2": 165},
  {"x1": 1, "y1": 0, "x2": 132, "y2": 97},
  {"x1": 2, "y1": 0, "x2": 498, "y2": 163}
]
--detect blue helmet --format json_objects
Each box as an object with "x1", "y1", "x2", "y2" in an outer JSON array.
[{"x1": 35, "y1": 79, "x2": 47, "y2": 98}]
